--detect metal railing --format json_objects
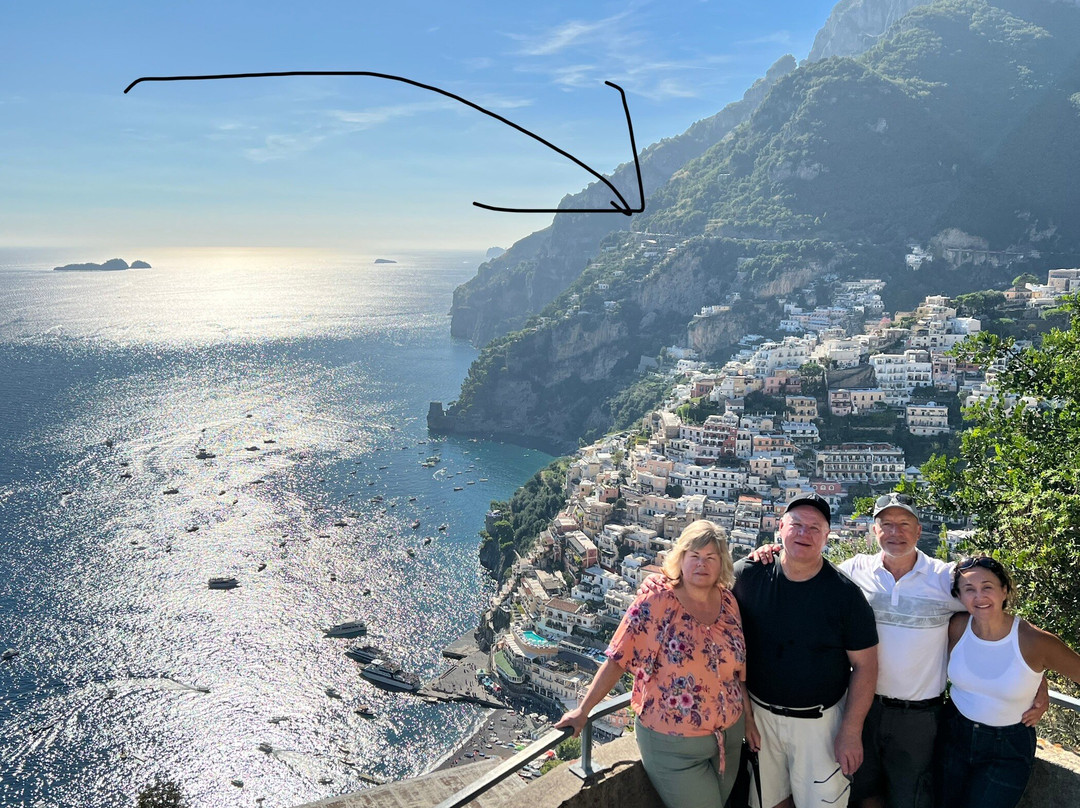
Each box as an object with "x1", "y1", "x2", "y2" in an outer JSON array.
[
  {"x1": 1049, "y1": 688, "x2": 1080, "y2": 712},
  {"x1": 432, "y1": 689, "x2": 1079, "y2": 808},
  {"x1": 432, "y1": 692, "x2": 632, "y2": 808}
]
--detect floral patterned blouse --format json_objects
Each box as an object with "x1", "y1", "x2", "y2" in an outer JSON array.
[{"x1": 607, "y1": 585, "x2": 745, "y2": 737}]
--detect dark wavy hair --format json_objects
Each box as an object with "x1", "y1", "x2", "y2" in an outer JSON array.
[{"x1": 951, "y1": 555, "x2": 1015, "y2": 608}]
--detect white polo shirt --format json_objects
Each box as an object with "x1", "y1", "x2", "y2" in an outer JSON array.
[{"x1": 839, "y1": 550, "x2": 963, "y2": 701}]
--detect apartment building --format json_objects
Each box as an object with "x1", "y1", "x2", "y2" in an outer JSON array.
[
  {"x1": 871, "y1": 350, "x2": 933, "y2": 405},
  {"x1": 815, "y1": 443, "x2": 906, "y2": 484},
  {"x1": 905, "y1": 403, "x2": 951, "y2": 436}
]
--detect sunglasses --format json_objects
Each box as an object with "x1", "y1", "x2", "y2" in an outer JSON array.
[
  {"x1": 814, "y1": 765, "x2": 853, "y2": 804},
  {"x1": 875, "y1": 493, "x2": 915, "y2": 509},
  {"x1": 957, "y1": 555, "x2": 1005, "y2": 573}
]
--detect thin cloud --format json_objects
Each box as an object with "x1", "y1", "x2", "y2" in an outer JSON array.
[
  {"x1": 244, "y1": 132, "x2": 326, "y2": 162},
  {"x1": 330, "y1": 99, "x2": 456, "y2": 131},
  {"x1": 461, "y1": 56, "x2": 494, "y2": 71},
  {"x1": 736, "y1": 30, "x2": 793, "y2": 47},
  {"x1": 505, "y1": 5, "x2": 741, "y2": 101},
  {"x1": 508, "y1": 10, "x2": 637, "y2": 57}
]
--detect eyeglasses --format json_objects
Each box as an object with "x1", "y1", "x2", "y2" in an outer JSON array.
[
  {"x1": 957, "y1": 555, "x2": 1004, "y2": 574},
  {"x1": 814, "y1": 765, "x2": 852, "y2": 804},
  {"x1": 875, "y1": 493, "x2": 915, "y2": 509}
]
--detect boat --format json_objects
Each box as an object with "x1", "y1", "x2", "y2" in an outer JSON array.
[
  {"x1": 354, "y1": 704, "x2": 375, "y2": 718},
  {"x1": 324, "y1": 620, "x2": 367, "y2": 638},
  {"x1": 208, "y1": 577, "x2": 239, "y2": 590},
  {"x1": 257, "y1": 742, "x2": 273, "y2": 753},
  {"x1": 360, "y1": 659, "x2": 421, "y2": 692},
  {"x1": 405, "y1": 548, "x2": 416, "y2": 558},
  {"x1": 344, "y1": 644, "x2": 385, "y2": 664},
  {"x1": 438, "y1": 524, "x2": 448, "y2": 531},
  {"x1": 453, "y1": 486, "x2": 463, "y2": 491},
  {"x1": 410, "y1": 519, "x2": 421, "y2": 529}
]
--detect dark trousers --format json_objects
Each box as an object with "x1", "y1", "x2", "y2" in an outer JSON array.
[
  {"x1": 936, "y1": 702, "x2": 1035, "y2": 808},
  {"x1": 851, "y1": 697, "x2": 939, "y2": 808}
]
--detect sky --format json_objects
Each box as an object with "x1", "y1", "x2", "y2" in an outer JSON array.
[{"x1": 1, "y1": 0, "x2": 840, "y2": 253}]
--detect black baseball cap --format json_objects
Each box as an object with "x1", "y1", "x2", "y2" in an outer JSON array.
[{"x1": 785, "y1": 493, "x2": 831, "y2": 524}]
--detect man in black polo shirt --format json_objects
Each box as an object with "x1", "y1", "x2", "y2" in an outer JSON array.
[{"x1": 735, "y1": 494, "x2": 878, "y2": 808}]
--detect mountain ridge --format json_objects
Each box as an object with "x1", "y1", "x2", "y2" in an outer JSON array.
[{"x1": 435, "y1": 0, "x2": 1080, "y2": 453}]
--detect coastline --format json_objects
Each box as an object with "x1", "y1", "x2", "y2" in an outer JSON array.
[{"x1": 420, "y1": 630, "x2": 560, "y2": 774}]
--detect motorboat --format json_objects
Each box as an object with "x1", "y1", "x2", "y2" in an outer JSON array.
[
  {"x1": 208, "y1": 577, "x2": 239, "y2": 590},
  {"x1": 354, "y1": 704, "x2": 375, "y2": 718},
  {"x1": 324, "y1": 620, "x2": 367, "y2": 638},
  {"x1": 360, "y1": 659, "x2": 420, "y2": 692},
  {"x1": 344, "y1": 644, "x2": 385, "y2": 664}
]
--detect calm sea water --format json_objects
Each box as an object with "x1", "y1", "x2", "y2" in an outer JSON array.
[{"x1": 0, "y1": 248, "x2": 551, "y2": 808}]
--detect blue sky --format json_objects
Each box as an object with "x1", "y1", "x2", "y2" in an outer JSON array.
[{"x1": 1, "y1": 1, "x2": 838, "y2": 252}]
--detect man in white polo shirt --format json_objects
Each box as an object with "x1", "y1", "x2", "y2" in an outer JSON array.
[
  {"x1": 838, "y1": 493, "x2": 959, "y2": 808},
  {"x1": 841, "y1": 493, "x2": 1047, "y2": 808}
]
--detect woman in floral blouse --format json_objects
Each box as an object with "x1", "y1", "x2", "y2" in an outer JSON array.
[{"x1": 555, "y1": 520, "x2": 747, "y2": 808}]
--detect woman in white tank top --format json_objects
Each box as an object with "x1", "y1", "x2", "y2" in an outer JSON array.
[{"x1": 938, "y1": 556, "x2": 1080, "y2": 808}]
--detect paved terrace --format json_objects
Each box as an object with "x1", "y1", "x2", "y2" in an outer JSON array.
[{"x1": 295, "y1": 732, "x2": 1080, "y2": 808}]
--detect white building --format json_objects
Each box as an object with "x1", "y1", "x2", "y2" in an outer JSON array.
[
  {"x1": 905, "y1": 403, "x2": 950, "y2": 436},
  {"x1": 871, "y1": 350, "x2": 933, "y2": 405},
  {"x1": 815, "y1": 443, "x2": 906, "y2": 485}
]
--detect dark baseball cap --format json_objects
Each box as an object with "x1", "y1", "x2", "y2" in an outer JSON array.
[
  {"x1": 785, "y1": 493, "x2": 831, "y2": 524},
  {"x1": 873, "y1": 492, "x2": 920, "y2": 520}
]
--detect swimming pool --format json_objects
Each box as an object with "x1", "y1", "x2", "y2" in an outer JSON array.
[{"x1": 521, "y1": 630, "x2": 557, "y2": 647}]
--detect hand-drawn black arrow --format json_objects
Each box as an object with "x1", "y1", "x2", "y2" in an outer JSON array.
[{"x1": 124, "y1": 71, "x2": 644, "y2": 216}]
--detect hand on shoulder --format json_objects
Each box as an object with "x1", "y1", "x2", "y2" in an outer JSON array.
[{"x1": 636, "y1": 572, "x2": 673, "y2": 597}]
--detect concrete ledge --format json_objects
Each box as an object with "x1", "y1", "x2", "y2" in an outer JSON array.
[
  {"x1": 1023, "y1": 741, "x2": 1080, "y2": 807},
  {"x1": 494, "y1": 734, "x2": 662, "y2": 808},
  {"x1": 293, "y1": 733, "x2": 1079, "y2": 808},
  {"x1": 293, "y1": 758, "x2": 526, "y2": 808}
]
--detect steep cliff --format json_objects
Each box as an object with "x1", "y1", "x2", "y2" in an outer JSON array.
[
  {"x1": 449, "y1": 54, "x2": 797, "y2": 346},
  {"x1": 808, "y1": 0, "x2": 931, "y2": 61},
  {"x1": 435, "y1": 238, "x2": 836, "y2": 452}
]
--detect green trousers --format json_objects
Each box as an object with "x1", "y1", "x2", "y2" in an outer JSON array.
[{"x1": 634, "y1": 714, "x2": 745, "y2": 808}]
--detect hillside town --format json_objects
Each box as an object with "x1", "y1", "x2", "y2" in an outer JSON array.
[{"x1": 477, "y1": 265, "x2": 1080, "y2": 726}]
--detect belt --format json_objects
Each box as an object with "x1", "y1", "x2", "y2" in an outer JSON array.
[
  {"x1": 875, "y1": 694, "x2": 944, "y2": 711},
  {"x1": 750, "y1": 694, "x2": 824, "y2": 719}
]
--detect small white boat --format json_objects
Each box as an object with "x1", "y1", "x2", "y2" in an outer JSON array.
[{"x1": 324, "y1": 620, "x2": 367, "y2": 638}]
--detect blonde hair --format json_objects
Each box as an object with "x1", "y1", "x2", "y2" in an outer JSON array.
[{"x1": 662, "y1": 519, "x2": 735, "y2": 589}]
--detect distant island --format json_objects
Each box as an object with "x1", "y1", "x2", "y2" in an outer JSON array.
[
  {"x1": 53, "y1": 258, "x2": 151, "y2": 272},
  {"x1": 373, "y1": 258, "x2": 397, "y2": 264},
  {"x1": 485, "y1": 247, "x2": 505, "y2": 260}
]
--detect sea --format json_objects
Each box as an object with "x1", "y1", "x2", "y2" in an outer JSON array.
[{"x1": 0, "y1": 247, "x2": 552, "y2": 808}]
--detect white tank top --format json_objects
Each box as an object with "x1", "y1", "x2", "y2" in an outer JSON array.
[{"x1": 948, "y1": 616, "x2": 1043, "y2": 726}]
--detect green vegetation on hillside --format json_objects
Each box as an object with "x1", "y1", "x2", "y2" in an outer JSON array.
[
  {"x1": 479, "y1": 457, "x2": 571, "y2": 578},
  {"x1": 921, "y1": 295, "x2": 1080, "y2": 743}
]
